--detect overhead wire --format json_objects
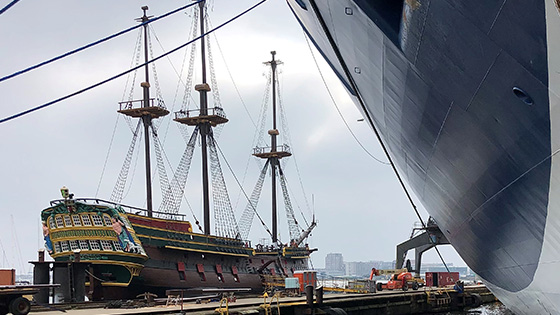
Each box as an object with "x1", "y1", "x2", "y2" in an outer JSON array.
[
  {"x1": 0, "y1": 0, "x2": 203, "y2": 84},
  {"x1": 0, "y1": 0, "x2": 20, "y2": 16},
  {"x1": 0, "y1": 0, "x2": 270, "y2": 125}
]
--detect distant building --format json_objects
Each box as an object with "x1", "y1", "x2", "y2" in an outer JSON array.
[
  {"x1": 346, "y1": 260, "x2": 396, "y2": 277},
  {"x1": 325, "y1": 253, "x2": 345, "y2": 276},
  {"x1": 345, "y1": 261, "x2": 371, "y2": 277}
]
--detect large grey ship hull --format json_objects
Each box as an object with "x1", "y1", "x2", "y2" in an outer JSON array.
[{"x1": 287, "y1": 0, "x2": 560, "y2": 313}]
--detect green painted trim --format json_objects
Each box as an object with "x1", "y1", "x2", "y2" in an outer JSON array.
[
  {"x1": 133, "y1": 226, "x2": 253, "y2": 256},
  {"x1": 54, "y1": 252, "x2": 147, "y2": 264},
  {"x1": 41, "y1": 202, "x2": 126, "y2": 222},
  {"x1": 51, "y1": 229, "x2": 116, "y2": 239},
  {"x1": 139, "y1": 234, "x2": 253, "y2": 256}
]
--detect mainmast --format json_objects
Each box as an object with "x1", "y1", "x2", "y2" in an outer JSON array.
[
  {"x1": 117, "y1": 6, "x2": 169, "y2": 217},
  {"x1": 174, "y1": 0, "x2": 229, "y2": 235},
  {"x1": 141, "y1": 6, "x2": 154, "y2": 217},
  {"x1": 198, "y1": 0, "x2": 211, "y2": 235}
]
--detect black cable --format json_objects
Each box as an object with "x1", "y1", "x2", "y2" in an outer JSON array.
[
  {"x1": 0, "y1": 0, "x2": 20, "y2": 16},
  {"x1": 0, "y1": 0, "x2": 203, "y2": 84},
  {"x1": 0, "y1": 0, "x2": 269, "y2": 125},
  {"x1": 303, "y1": 32, "x2": 390, "y2": 165}
]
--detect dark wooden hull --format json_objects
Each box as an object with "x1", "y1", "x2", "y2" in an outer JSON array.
[{"x1": 42, "y1": 200, "x2": 314, "y2": 301}]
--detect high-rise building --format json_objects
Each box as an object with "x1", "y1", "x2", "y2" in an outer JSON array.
[{"x1": 325, "y1": 253, "x2": 344, "y2": 273}]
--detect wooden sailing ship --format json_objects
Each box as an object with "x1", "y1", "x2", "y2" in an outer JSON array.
[{"x1": 40, "y1": 3, "x2": 316, "y2": 301}]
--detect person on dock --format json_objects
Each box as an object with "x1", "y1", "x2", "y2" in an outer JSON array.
[{"x1": 454, "y1": 280, "x2": 464, "y2": 293}]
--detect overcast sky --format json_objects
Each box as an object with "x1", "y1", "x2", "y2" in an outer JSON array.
[{"x1": 0, "y1": 0, "x2": 466, "y2": 273}]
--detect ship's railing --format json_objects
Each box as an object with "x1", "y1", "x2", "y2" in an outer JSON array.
[
  {"x1": 174, "y1": 106, "x2": 226, "y2": 119},
  {"x1": 49, "y1": 198, "x2": 186, "y2": 220},
  {"x1": 253, "y1": 144, "x2": 291, "y2": 155},
  {"x1": 254, "y1": 242, "x2": 305, "y2": 252},
  {"x1": 118, "y1": 98, "x2": 165, "y2": 110}
]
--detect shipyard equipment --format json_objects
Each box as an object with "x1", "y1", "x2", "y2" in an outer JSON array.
[{"x1": 370, "y1": 268, "x2": 421, "y2": 292}]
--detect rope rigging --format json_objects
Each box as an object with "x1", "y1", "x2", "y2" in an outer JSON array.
[
  {"x1": 282, "y1": 172, "x2": 310, "y2": 228},
  {"x1": 255, "y1": 70, "x2": 272, "y2": 149},
  {"x1": 122, "y1": 29, "x2": 144, "y2": 132},
  {"x1": 0, "y1": 0, "x2": 269, "y2": 124},
  {"x1": 122, "y1": 132, "x2": 143, "y2": 203},
  {"x1": 275, "y1": 71, "x2": 313, "y2": 225},
  {"x1": 214, "y1": 141, "x2": 273, "y2": 240},
  {"x1": 162, "y1": 133, "x2": 203, "y2": 232},
  {"x1": 151, "y1": 127, "x2": 174, "y2": 218},
  {"x1": 277, "y1": 164, "x2": 302, "y2": 242},
  {"x1": 208, "y1": 131, "x2": 240, "y2": 239},
  {"x1": 150, "y1": 25, "x2": 197, "y2": 146},
  {"x1": 111, "y1": 19, "x2": 173, "y2": 209},
  {"x1": 232, "y1": 69, "x2": 272, "y2": 214},
  {"x1": 204, "y1": 16, "x2": 226, "y2": 139},
  {"x1": 180, "y1": 6, "x2": 199, "y2": 113},
  {"x1": 96, "y1": 114, "x2": 121, "y2": 198},
  {"x1": 238, "y1": 160, "x2": 270, "y2": 240},
  {"x1": 98, "y1": 26, "x2": 141, "y2": 198},
  {"x1": 110, "y1": 120, "x2": 142, "y2": 203},
  {"x1": 160, "y1": 127, "x2": 199, "y2": 214},
  {"x1": 205, "y1": 16, "x2": 222, "y2": 111},
  {"x1": 210, "y1": 18, "x2": 257, "y2": 129},
  {"x1": 236, "y1": 51, "x2": 314, "y2": 245},
  {"x1": 272, "y1": 61, "x2": 312, "y2": 231}
]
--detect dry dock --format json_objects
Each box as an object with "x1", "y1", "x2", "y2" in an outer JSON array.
[{"x1": 31, "y1": 285, "x2": 495, "y2": 315}]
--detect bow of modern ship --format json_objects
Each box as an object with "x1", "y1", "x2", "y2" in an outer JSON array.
[{"x1": 286, "y1": 0, "x2": 560, "y2": 313}]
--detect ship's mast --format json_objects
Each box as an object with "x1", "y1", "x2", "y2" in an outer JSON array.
[
  {"x1": 116, "y1": 6, "x2": 169, "y2": 217},
  {"x1": 254, "y1": 51, "x2": 289, "y2": 244},
  {"x1": 270, "y1": 51, "x2": 279, "y2": 243},
  {"x1": 240, "y1": 51, "x2": 313, "y2": 245},
  {"x1": 198, "y1": 0, "x2": 211, "y2": 235},
  {"x1": 140, "y1": 6, "x2": 154, "y2": 217},
  {"x1": 173, "y1": 0, "x2": 229, "y2": 236}
]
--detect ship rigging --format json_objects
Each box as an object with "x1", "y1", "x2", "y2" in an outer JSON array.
[{"x1": 39, "y1": 3, "x2": 316, "y2": 300}]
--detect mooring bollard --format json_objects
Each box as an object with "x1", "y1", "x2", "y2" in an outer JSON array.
[
  {"x1": 305, "y1": 285, "x2": 314, "y2": 307},
  {"x1": 316, "y1": 286, "x2": 324, "y2": 306}
]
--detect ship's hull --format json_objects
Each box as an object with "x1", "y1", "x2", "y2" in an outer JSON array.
[
  {"x1": 287, "y1": 0, "x2": 560, "y2": 313},
  {"x1": 42, "y1": 200, "x2": 312, "y2": 300}
]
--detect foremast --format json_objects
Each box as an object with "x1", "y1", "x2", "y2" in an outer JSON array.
[{"x1": 117, "y1": 6, "x2": 169, "y2": 217}]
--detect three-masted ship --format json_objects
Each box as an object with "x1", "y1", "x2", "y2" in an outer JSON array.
[{"x1": 40, "y1": 3, "x2": 315, "y2": 300}]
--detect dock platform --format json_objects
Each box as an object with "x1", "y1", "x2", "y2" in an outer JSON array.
[{"x1": 31, "y1": 285, "x2": 495, "y2": 315}]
